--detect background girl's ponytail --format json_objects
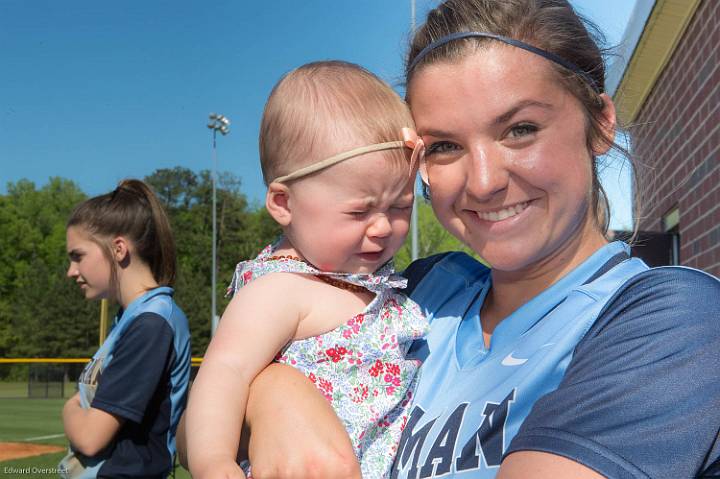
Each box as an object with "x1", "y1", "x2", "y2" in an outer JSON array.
[{"x1": 67, "y1": 179, "x2": 177, "y2": 287}]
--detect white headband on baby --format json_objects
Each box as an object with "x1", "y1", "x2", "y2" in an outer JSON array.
[{"x1": 272, "y1": 127, "x2": 425, "y2": 183}]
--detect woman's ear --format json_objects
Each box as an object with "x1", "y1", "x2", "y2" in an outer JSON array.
[
  {"x1": 111, "y1": 236, "x2": 130, "y2": 264},
  {"x1": 265, "y1": 182, "x2": 292, "y2": 226},
  {"x1": 592, "y1": 93, "x2": 617, "y2": 156}
]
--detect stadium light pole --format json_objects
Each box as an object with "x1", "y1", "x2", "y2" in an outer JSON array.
[
  {"x1": 410, "y1": 0, "x2": 419, "y2": 261},
  {"x1": 207, "y1": 113, "x2": 230, "y2": 336}
]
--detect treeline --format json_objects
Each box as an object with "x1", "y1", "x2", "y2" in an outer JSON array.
[
  {"x1": 0, "y1": 167, "x2": 473, "y2": 360},
  {"x1": 0, "y1": 167, "x2": 281, "y2": 359}
]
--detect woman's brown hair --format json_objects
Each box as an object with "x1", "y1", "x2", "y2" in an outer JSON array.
[{"x1": 67, "y1": 179, "x2": 177, "y2": 288}]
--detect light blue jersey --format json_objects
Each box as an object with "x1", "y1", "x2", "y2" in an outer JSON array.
[{"x1": 391, "y1": 242, "x2": 648, "y2": 478}]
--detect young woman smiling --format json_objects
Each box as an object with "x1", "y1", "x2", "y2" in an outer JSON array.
[{"x1": 228, "y1": 1, "x2": 720, "y2": 478}]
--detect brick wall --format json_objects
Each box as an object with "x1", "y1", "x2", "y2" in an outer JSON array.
[{"x1": 631, "y1": 0, "x2": 720, "y2": 276}]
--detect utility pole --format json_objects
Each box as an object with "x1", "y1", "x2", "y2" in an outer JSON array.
[{"x1": 207, "y1": 113, "x2": 230, "y2": 336}]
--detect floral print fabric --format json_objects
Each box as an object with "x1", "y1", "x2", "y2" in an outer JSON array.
[{"x1": 228, "y1": 243, "x2": 428, "y2": 478}]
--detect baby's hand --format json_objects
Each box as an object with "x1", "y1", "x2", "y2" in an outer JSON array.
[{"x1": 193, "y1": 459, "x2": 246, "y2": 479}]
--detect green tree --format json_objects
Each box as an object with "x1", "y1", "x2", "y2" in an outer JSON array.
[
  {"x1": 0, "y1": 178, "x2": 97, "y2": 361},
  {"x1": 0, "y1": 171, "x2": 282, "y2": 363}
]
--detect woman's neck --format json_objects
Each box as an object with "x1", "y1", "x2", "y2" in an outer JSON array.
[
  {"x1": 481, "y1": 228, "x2": 608, "y2": 343},
  {"x1": 116, "y1": 265, "x2": 159, "y2": 309}
]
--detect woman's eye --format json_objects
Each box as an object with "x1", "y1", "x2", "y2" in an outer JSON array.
[
  {"x1": 347, "y1": 211, "x2": 368, "y2": 217},
  {"x1": 425, "y1": 141, "x2": 460, "y2": 156},
  {"x1": 508, "y1": 123, "x2": 538, "y2": 138}
]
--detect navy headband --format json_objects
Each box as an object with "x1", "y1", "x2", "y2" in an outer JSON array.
[{"x1": 408, "y1": 31, "x2": 601, "y2": 93}]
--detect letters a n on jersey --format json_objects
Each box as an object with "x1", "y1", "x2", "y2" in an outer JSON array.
[{"x1": 391, "y1": 389, "x2": 516, "y2": 478}]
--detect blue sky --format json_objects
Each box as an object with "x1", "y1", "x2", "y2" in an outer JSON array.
[{"x1": 1, "y1": 0, "x2": 637, "y2": 228}]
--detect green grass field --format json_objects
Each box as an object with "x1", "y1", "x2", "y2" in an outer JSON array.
[
  {"x1": 0, "y1": 397, "x2": 191, "y2": 478},
  {"x1": 0, "y1": 398, "x2": 67, "y2": 446},
  {"x1": 0, "y1": 382, "x2": 76, "y2": 400},
  {"x1": 0, "y1": 397, "x2": 68, "y2": 478}
]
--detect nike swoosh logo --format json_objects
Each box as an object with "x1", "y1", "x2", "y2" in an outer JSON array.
[
  {"x1": 501, "y1": 352, "x2": 528, "y2": 366},
  {"x1": 501, "y1": 343, "x2": 555, "y2": 367}
]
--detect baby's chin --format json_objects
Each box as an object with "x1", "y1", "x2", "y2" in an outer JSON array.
[
  {"x1": 350, "y1": 258, "x2": 393, "y2": 275},
  {"x1": 314, "y1": 251, "x2": 395, "y2": 274},
  {"x1": 326, "y1": 263, "x2": 381, "y2": 275}
]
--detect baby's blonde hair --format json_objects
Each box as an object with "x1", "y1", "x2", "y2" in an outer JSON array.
[{"x1": 259, "y1": 60, "x2": 415, "y2": 185}]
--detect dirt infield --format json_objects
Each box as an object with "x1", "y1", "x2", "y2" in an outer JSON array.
[{"x1": 0, "y1": 442, "x2": 65, "y2": 462}]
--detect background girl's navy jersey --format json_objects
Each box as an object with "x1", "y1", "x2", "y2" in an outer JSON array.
[{"x1": 62, "y1": 287, "x2": 191, "y2": 479}]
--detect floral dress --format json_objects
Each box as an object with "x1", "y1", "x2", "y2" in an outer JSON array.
[{"x1": 228, "y1": 243, "x2": 428, "y2": 478}]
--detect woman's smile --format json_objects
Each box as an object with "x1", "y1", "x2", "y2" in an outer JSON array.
[
  {"x1": 473, "y1": 200, "x2": 531, "y2": 222},
  {"x1": 460, "y1": 198, "x2": 540, "y2": 239}
]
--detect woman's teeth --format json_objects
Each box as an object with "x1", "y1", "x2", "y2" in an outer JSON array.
[{"x1": 477, "y1": 201, "x2": 529, "y2": 222}]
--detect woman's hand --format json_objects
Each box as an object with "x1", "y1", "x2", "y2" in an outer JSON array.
[
  {"x1": 245, "y1": 363, "x2": 361, "y2": 479},
  {"x1": 192, "y1": 458, "x2": 247, "y2": 479}
]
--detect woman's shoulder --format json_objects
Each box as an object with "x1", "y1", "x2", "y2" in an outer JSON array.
[
  {"x1": 403, "y1": 251, "x2": 489, "y2": 296},
  {"x1": 586, "y1": 265, "x2": 720, "y2": 342},
  {"x1": 610, "y1": 265, "x2": 719, "y2": 311},
  {"x1": 515, "y1": 265, "x2": 720, "y2": 478},
  {"x1": 629, "y1": 263, "x2": 719, "y2": 284},
  {"x1": 139, "y1": 286, "x2": 188, "y2": 325}
]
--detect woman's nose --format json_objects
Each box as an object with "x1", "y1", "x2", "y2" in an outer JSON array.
[
  {"x1": 367, "y1": 214, "x2": 392, "y2": 238},
  {"x1": 67, "y1": 263, "x2": 77, "y2": 278},
  {"x1": 464, "y1": 144, "x2": 509, "y2": 200}
]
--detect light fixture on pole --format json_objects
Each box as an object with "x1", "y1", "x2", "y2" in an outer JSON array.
[{"x1": 207, "y1": 113, "x2": 230, "y2": 336}]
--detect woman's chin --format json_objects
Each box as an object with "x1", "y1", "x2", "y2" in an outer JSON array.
[
  {"x1": 468, "y1": 239, "x2": 546, "y2": 273},
  {"x1": 85, "y1": 290, "x2": 109, "y2": 302}
]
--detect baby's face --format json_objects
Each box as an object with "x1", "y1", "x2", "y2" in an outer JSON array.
[{"x1": 286, "y1": 150, "x2": 414, "y2": 273}]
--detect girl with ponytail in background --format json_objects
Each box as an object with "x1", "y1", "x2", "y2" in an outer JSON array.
[{"x1": 61, "y1": 179, "x2": 191, "y2": 479}]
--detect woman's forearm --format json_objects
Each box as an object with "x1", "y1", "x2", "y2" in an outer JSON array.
[
  {"x1": 62, "y1": 393, "x2": 122, "y2": 457},
  {"x1": 245, "y1": 363, "x2": 361, "y2": 479}
]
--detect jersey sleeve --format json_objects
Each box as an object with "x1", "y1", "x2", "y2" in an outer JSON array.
[
  {"x1": 507, "y1": 267, "x2": 720, "y2": 478},
  {"x1": 92, "y1": 312, "x2": 174, "y2": 424}
]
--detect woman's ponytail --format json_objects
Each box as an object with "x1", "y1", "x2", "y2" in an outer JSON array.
[{"x1": 68, "y1": 179, "x2": 177, "y2": 287}]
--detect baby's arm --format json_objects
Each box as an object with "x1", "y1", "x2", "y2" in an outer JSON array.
[{"x1": 185, "y1": 273, "x2": 305, "y2": 479}]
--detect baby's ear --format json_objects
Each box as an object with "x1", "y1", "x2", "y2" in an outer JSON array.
[{"x1": 265, "y1": 182, "x2": 292, "y2": 226}]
